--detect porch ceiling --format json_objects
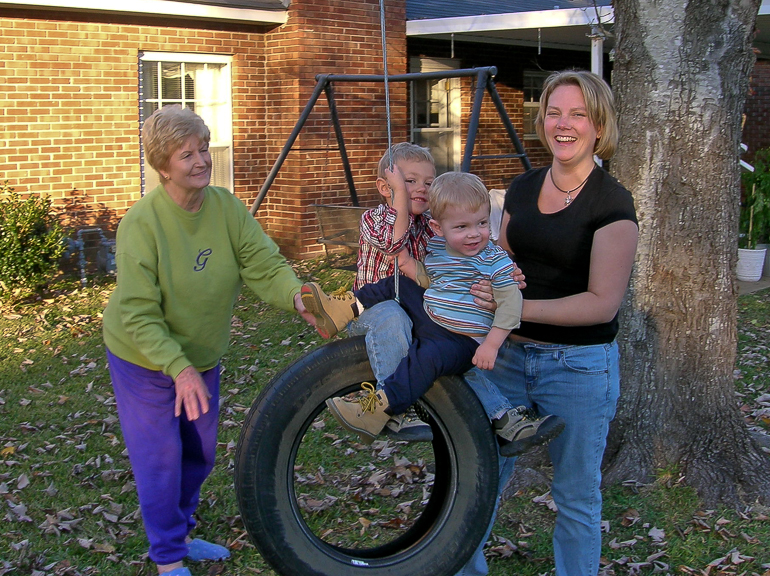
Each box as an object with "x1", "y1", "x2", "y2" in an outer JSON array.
[{"x1": 406, "y1": 0, "x2": 770, "y2": 59}]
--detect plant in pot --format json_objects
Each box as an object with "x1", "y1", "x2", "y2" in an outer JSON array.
[{"x1": 739, "y1": 147, "x2": 770, "y2": 281}]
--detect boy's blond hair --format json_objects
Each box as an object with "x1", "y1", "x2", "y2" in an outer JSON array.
[
  {"x1": 377, "y1": 142, "x2": 435, "y2": 179},
  {"x1": 428, "y1": 172, "x2": 490, "y2": 221}
]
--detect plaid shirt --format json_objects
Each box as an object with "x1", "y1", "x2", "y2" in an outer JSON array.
[{"x1": 354, "y1": 204, "x2": 434, "y2": 289}]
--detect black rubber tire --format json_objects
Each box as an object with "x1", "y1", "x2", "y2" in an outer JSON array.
[{"x1": 234, "y1": 336, "x2": 499, "y2": 576}]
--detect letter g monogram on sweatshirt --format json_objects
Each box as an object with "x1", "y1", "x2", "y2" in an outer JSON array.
[{"x1": 194, "y1": 248, "x2": 213, "y2": 272}]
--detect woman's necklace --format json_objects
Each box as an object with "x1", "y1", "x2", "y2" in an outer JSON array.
[{"x1": 549, "y1": 164, "x2": 596, "y2": 206}]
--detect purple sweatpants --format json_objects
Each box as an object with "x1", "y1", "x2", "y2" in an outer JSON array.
[{"x1": 106, "y1": 349, "x2": 220, "y2": 565}]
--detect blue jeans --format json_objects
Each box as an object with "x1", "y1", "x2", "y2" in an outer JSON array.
[
  {"x1": 347, "y1": 300, "x2": 413, "y2": 386},
  {"x1": 348, "y1": 298, "x2": 511, "y2": 417},
  {"x1": 457, "y1": 339, "x2": 620, "y2": 576},
  {"x1": 464, "y1": 368, "x2": 513, "y2": 420},
  {"x1": 354, "y1": 276, "x2": 480, "y2": 414}
]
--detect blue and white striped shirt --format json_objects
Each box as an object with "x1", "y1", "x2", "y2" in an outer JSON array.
[{"x1": 423, "y1": 236, "x2": 520, "y2": 337}]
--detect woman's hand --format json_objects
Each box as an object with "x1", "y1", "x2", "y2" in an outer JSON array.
[
  {"x1": 511, "y1": 264, "x2": 526, "y2": 289},
  {"x1": 174, "y1": 366, "x2": 211, "y2": 421},
  {"x1": 294, "y1": 292, "x2": 317, "y2": 327},
  {"x1": 470, "y1": 264, "x2": 525, "y2": 311},
  {"x1": 470, "y1": 279, "x2": 497, "y2": 311}
]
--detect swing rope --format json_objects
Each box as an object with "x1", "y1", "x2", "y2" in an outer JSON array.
[{"x1": 379, "y1": 0, "x2": 400, "y2": 302}]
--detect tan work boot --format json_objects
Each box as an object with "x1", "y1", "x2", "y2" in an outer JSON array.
[
  {"x1": 301, "y1": 282, "x2": 358, "y2": 339},
  {"x1": 326, "y1": 382, "x2": 391, "y2": 444}
]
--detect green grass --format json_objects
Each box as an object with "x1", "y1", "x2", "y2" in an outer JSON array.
[{"x1": 1, "y1": 261, "x2": 769, "y2": 575}]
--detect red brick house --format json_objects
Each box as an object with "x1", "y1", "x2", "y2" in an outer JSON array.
[{"x1": 2, "y1": 0, "x2": 768, "y2": 258}]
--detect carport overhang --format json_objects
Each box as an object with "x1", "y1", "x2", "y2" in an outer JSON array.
[{"x1": 407, "y1": 2, "x2": 770, "y2": 64}]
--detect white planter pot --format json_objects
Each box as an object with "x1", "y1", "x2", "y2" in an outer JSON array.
[
  {"x1": 757, "y1": 243, "x2": 770, "y2": 273},
  {"x1": 737, "y1": 248, "x2": 767, "y2": 282}
]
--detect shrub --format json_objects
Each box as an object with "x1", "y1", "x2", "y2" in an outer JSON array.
[
  {"x1": 0, "y1": 180, "x2": 66, "y2": 297},
  {"x1": 741, "y1": 148, "x2": 770, "y2": 249}
]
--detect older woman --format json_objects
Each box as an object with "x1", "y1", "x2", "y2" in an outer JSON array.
[
  {"x1": 103, "y1": 105, "x2": 314, "y2": 576},
  {"x1": 459, "y1": 70, "x2": 638, "y2": 576}
]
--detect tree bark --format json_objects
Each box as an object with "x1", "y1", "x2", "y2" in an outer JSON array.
[{"x1": 606, "y1": 0, "x2": 770, "y2": 507}]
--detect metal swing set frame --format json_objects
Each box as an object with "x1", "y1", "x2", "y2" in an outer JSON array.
[{"x1": 249, "y1": 66, "x2": 532, "y2": 249}]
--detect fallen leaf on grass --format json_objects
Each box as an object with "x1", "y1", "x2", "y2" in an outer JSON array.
[
  {"x1": 7, "y1": 500, "x2": 32, "y2": 522},
  {"x1": 648, "y1": 526, "x2": 665, "y2": 542},
  {"x1": 620, "y1": 508, "x2": 641, "y2": 527},
  {"x1": 16, "y1": 473, "x2": 29, "y2": 489},
  {"x1": 358, "y1": 517, "x2": 371, "y2": 535},
  {"x1": 532, "y1": 490, "x2": 558, "y2": 512},
  {"x1": 92, "y1": 541, "x2": 116, "y2": 553},
  {"x1": 608, "y1": 537, "x2": 638, "y2": 549}
]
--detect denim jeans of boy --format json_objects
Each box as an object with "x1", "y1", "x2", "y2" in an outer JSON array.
[
  {"x1": 456, "y1": 339, "x2": 620, "y2": 576},
  {"x1": 348, "y1": 299, "x2": 512, "y2": 418},
  {"x1": 347, "y1": 300, "x2": 413, "y2": 385},
  {"x1": 463, "y1": 367, "x2": 513, "y2": 420}
]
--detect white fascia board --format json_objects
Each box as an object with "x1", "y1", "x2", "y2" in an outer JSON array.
[
  {"x1": 407, "y1": 7, "x2": 614, "y2": 36},
  {"x1": 0, "y1": 0, "x2": 288, "y2": 24},
  {"x1": 761, "y1": 0, "x2": 770, "y2": 15}
]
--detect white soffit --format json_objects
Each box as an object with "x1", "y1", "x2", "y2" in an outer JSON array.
[
  {"x1": 0, "y1": 0, "x2": 288, "y2": 24},
  {"x1": 406, "y1": 6, "x2": 614, "y2": 36},
  {"x1": 406, "y1": 7, "x2": 614, "y2": 36}
]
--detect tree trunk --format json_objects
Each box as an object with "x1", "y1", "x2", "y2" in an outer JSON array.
[{"x1": 605, "y1": 0, "x2": 770, "y2": 506}]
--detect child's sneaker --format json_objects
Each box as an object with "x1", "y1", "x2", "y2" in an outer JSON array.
[
  {"x1": 326, "y1": 382, "x2": 391, "y2": 444},
  {"x1": 384, "y1": 411, "x2": 433, "y2": 442},
  {"x1": 301, "y1": 282, "x2": 358, "y2": 338},
  {"x1": 186, "y1": 538, "x2": 230, "y2": 561},
  {"x1": 494, "y1": 406, "x2": 565, "y2": 458}
]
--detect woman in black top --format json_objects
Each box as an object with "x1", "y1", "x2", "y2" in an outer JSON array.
[{"x1": 458, "y1": 70, "x2": 638, "y2": 576}]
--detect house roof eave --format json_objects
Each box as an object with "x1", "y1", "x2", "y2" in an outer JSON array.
[{"x1": 0, "y1": 0, "x2": 288, "y2": 25}]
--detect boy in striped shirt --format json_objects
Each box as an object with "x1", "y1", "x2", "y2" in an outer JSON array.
[{"x1": 303, "y1": 171, "x2": 564, "y2": 455}]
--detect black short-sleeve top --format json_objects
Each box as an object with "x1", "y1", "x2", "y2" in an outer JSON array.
[{"x1": 505, "y1": 166, "x2": 638, "y2": 345}]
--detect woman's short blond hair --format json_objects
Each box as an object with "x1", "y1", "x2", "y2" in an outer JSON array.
[
  {"x1": 428, "y1": 172, "x2": 490, "y2": 221},
  {"x1": 142, "y1": 105, "x2": 210, "y2": 173},
  {"x1": 377, "y1": 142, "x2": 435, "y2": 179},
  {"x1": 535, "y1": 69, "x2": 618, "y2": 160}
]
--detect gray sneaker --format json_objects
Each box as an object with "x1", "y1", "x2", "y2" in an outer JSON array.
[
  {"x1": 384, "y1": 412, "x2": 433, "y2": 442},
  {"x1": 494, "y1": 406, "x2": 565, "y2": 457}
]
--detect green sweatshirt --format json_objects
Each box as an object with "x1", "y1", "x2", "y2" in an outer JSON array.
[{"x1": 103, "y1": 184, "x2": 302, "y2": 379}]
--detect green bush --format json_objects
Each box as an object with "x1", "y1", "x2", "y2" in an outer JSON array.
[
  {"x1": 741, "y1": 148, "x2": 770, "y2": 248},
  {"x1": 0, "y1": 180, "x2": 65, "y2": 296}
]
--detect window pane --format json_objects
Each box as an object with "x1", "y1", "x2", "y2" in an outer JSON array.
[
  {"x1": 413, "y1": 80, "x2": 429, "y2": 128},
  {"x1": 161, "y1": 63, "x2": 183, "y2": 101},
  {"x1": 523, "y1": 72, "x2": 548, "y2": 137},
  {"x1": 414, "y1": 129, "x2": 454, "y2": 175},
  {"x1": 523, "y1": 104, "x2": 538, "y2": 137}
]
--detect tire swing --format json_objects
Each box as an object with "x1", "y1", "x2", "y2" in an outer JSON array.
[
  {"x1": 234, "y1": 336, "x2": 500, "y2": 576},
  {"x1": 236, "y1": 1, "x2": 504, "y2": 572}
]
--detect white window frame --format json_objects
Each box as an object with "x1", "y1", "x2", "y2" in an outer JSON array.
[{"x1": 139, "y1": 52, "x2": 233, "y2": 194}]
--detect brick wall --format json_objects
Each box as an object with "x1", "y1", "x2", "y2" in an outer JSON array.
[
  {"x1": 0, "y1": 1, "x2": 407, "y2": 259},
  {"x1": 0, "y1": 9, "x2": 272, "y2": 236},
  {"x1": 258, "y1": 0, "x2": 409, "y2": 256}
]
